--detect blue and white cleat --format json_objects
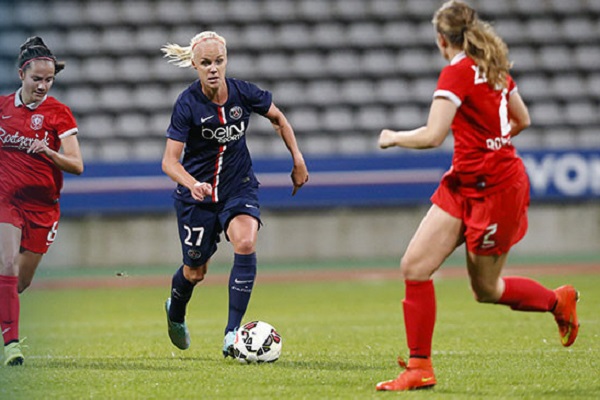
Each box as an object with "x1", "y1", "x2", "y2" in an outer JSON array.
[
  {"x1": 222, "y1": 330, "x2": 236, "y2": 358},
  {"x1": 165, "y1": 298, "x2": 190, "y2": 350}
]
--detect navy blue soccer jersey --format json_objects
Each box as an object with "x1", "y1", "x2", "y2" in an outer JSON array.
[{"x1": 167, "y1": 78, "x2": 273, "y2": 203}]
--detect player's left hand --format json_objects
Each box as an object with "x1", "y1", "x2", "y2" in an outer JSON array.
[{"x1": 291, "y1": 162, "x2": 309, "y2": 196}]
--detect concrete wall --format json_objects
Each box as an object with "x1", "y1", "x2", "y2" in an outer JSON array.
[{"x1": 43, "y1": 203, "x2": 600, "y2": 269}]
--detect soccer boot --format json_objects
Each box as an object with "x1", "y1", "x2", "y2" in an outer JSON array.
[
  {"x1": 552, "y1": 285, "x2": 580, "y2": 347},
  {"x1": 165, "y1": 298, "x2": 190, "y2": 350},
  {"x1": 4, "y1": 341, "x2": 24, "y2": 366},
  {"x1": 376, "y1": 357, "x2": 436, "y2": 391},
  {"x1": 222, "y1": 330, "x2": 236, "y2": 358}
]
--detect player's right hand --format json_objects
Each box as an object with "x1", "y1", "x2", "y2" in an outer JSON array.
[
  {"x1": 378, "y1": 129, "x2": 397, "y2": 149},
  {"x1": 191, "y1": 181, "x2": 212, "y2": 201}
]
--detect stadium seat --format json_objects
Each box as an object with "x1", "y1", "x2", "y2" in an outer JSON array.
[
  {"x1": 50, "y1": 1, "x2": 84, "y2": 27},
  {"x1": 78, "y1": 114, "x2": 114, "y2": 139},
  {"x1": 574, "y1": 45, "x2": 600, "y2": 72},
  {"x1": 155, "y1": 1, "x2": 192, "y2": 25},
  {"x1": 517, "y1": 74, "x2": 552, "y2": 101},
  {"x1": 98, "y1": 85, "x2": 130, "y2": 113},
  {"x1": 361, "y1": 49, "x2": 398, "y2": 76},
  {"x1": 355, "y1": 106, "x2": 388, "y2": 131},
  {"x1": 341, "y1": 80, "x2": 377, "y2": 105},
  {"x1": 287, "y1": 107, "x2": 322, "y2": 133},
  {"x1": 271, "y1": 80, "x2": 306, "y2": 107},
  {"x1": 562, "y1": 18, "x2": 597, "y2": 42},
  {"x1": 276, "y1": 24, "x2": 313, "y2": 50},
  {"x1": 120, "y1": 1, "x2": 157, "y2": 25},
  {"x1": 322, "y1": 107, "x2": 356, "y2": 132},
  {"x1": 376, "y1": 78, "x2": 413, "y2": 105},
  {"x1": 83, "y1": 1, "x2": 120, "y2": 26},
  {"x1": 63, "y1": 87, "x2": 98, "y2": 114},
  {"x1": 550, "y1": 75, "x2": 589, "y2": 100},
  {"x1": 389, "y1": 105, "x2": 425, "y2": 130},
  {"x1": 529, "y1": 102, "x2": 566, "y2": 127},
  {"x1": 114, "y1": 113, "x2": 148, "y2": 138},
  {"x1": 304, "y1": 80, "x2": 341, "y2": 106},
  {"x1": 564, "y1": 102, "x2": 598, "y2": 126},
  {"x1": 346, "y1": 22, "x2": 382, "y2": 48}
]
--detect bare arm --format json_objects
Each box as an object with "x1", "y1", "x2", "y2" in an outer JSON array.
[
  {"x1": 28, "y1": 134, "x2": 84, "y2": 175},
  {"x1": 507, "y1": 91, "x2": 531, "y2": 137},
  {"x1": 161, "y1": 138, "x2": 212, "y2": 201},
  {"x1": 379, "y1": 98, "x2": 457, "y2": 150},
  {"x1": 264, "y1": 103, "x2": 309, "y2": 195}
]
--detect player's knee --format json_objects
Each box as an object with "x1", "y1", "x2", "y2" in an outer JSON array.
[
  {"x1": 233, "y1": 237, "x2": 255, "y2": 255},
  {"x1": 17, "y1": 279, "x2": 31, "y2": 294},
  {"x1": 0, "y1": 255, "x2": 18, "y2": 276},
  {"x1": 471, "y1": 283, "x2": 498, "y2": 303},
  {"x1": 183, "y1": 265, "x2": 206, "y2": 284},
  {"x1": 399, "y1": 255, "x2": 431, "y2": 281}
]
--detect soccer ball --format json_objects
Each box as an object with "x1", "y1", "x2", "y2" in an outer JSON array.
[{"x1": 233, "y1": 321, "x2": 282, "y2": 364}]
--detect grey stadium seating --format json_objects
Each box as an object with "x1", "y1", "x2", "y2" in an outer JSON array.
[{"x1": 0, "y1": 0, "x2": 599, "y2": 161}]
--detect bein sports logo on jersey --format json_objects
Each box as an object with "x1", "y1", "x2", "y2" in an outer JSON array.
[
  {"x1": 30, "y1": 114, "x2": 44, "y2": 130},
  {"x1": 202, "y1": 121, "x2": 246, "y2": 144}
]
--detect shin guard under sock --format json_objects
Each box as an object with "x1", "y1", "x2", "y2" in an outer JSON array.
[
  {"x1": 497, "y1": 276, "x2": 557, "y2": 312},
  {"x1": 169, "y1": 266, "x2": 196, "y2": 323},
  {"x1": 225, "y1": 253, "x2": 257, "y2": 334},
  {"x1": 403, "y1": 279, "x2": 436, "y2": 359},
  {"x1": 0, "y1": 275, "x2": 19, "y2": 345}
]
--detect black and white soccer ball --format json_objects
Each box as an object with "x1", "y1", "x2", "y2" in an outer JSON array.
[{"x1": 233, "y1": 321, "x2": 282, "y2": 364}]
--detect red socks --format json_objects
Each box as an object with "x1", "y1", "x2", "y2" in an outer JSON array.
[
  {"x1": 497, "y1": 276, "x2": 557, "y2": 312},
  {"x1": 0, "y1": 275, "x2": 19, "y2": 345},
  {"x1": 403, "y1": 279, "x2": 436, "y2": 358},
  {"x1": 402, "y1": 277, "x2": 556, "y2": 360}
]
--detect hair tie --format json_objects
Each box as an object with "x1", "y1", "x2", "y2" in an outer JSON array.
[{"x1": 20, "y1": 56, "x2": 55, "y2": 71}]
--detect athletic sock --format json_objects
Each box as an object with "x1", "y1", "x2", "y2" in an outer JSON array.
[
  {"x1": 169, "y1": 266, "x2": 196, "y2": 323},
  {"x1": 0, "y1": 275, "x2": 19, "y2": 345},
  {"x1": 225, "y1": 253, "x2": 257, "y2": 334},
  {"x1": 497, "y1": 276, "x2": 557, "y2": 312},
  {"x1": 403, "y1": 279, "x2": 436, "y2": 359}
]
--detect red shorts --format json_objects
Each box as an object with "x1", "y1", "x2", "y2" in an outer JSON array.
[
  {"x1": 431, "y1": 172, "x2": 530, "y2": 256},
  {"x1": 0, "y1": 196, "x2": 60, "y2": 254}
]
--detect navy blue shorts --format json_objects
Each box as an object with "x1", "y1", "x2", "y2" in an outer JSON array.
[{"x1": 174, "y1": 189, "x2": 261, "y2": 267}]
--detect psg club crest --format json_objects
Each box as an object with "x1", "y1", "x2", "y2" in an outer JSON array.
[
  {"x1": 30, "y1": 114, "x2": 44, "y2": 130},
  {"x1": 187, "y1": 249, "x2": 202, "y2": 260},
  {"x1": 229, "y1": 106, "x2": 243, "y2": 120}
]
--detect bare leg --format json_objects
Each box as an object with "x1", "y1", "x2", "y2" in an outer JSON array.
[
  {"x1": 400, "y1": 204, "x2": 463, "y2": 280},
  {"x1": 0, "y1": 223, "x2": 21, "y2": 277},
  {"x1": 465, "y1": 250, "x2": 508, "y2": 303},
  {"x1": 17, "y1": 250, "x2": 44, "y2": 294}
]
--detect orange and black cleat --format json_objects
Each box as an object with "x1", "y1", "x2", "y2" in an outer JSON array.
[
  {"x1": 552, "y1": 285, "x2": 580, "y2": 347},
  {"x1": 376, "y1": 357, "x2": 436, "y2": 391}
]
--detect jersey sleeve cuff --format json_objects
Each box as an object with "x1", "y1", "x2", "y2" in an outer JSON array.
[
  {"x1": 59, "y1": 127, "x2": 78, "y2": 139},
  {"x1": 433, "y1": 89, "x2": 462, "y2": 107}
]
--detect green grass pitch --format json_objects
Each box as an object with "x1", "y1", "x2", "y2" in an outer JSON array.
[{"x1": 1, "y1": 272, "x2": 599, "y2": 399}]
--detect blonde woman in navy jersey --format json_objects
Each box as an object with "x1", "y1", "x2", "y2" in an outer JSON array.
[
  {"x1": 161, "y1": 31, "x2": 308, "y2": 357},
  {"x1": 376, "y1": 1, "x2": 579, "y2": 391}
]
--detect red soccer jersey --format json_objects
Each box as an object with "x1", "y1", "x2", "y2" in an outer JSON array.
[
  {"x1": 0, "y1": 90, "x2": 78, "y2": 210},
  {"x1": 434, "y1": 52, "x2": 523, "y2": 195}
]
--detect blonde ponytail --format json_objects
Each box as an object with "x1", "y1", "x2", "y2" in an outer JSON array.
[
  {"x1": 433, "y1": 0, "x2": 511, "y2": 89},
  {"x1": 161, "y1": 31, "x2": 227, "y2": 68}
]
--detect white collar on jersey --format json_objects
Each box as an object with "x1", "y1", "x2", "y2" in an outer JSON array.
[
  {"x1": 450, "y1": 51, "x2": 467, "y2": 65},
  {"x1": 14, "y1": 88, "x2": 47, "y2": 110}
]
